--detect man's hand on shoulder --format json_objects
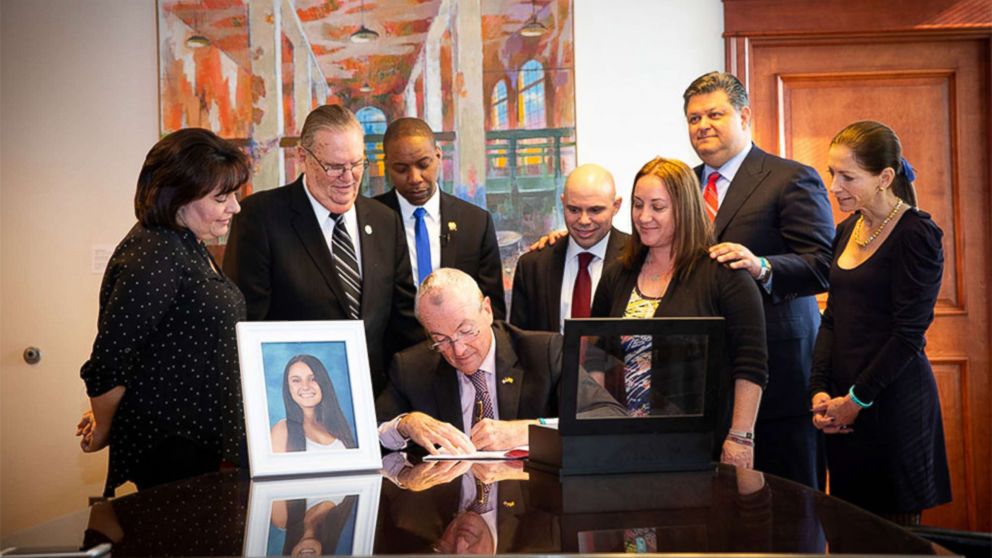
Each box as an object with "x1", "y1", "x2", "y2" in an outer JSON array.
[
  {"x1": 398, "y1": 412, "x2": 476, "y2": 455},
  {"x1": 469, "y1": 418, "x2": 534, "y2": 450},
  {"x1": 527, "y1": 229, "x2": 568, "y2": 252},
  {"x1": 708, "y1": 242, "x2": 762, "y2": 278}
]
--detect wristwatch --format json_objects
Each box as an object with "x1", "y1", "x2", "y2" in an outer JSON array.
[{"x1": 756, "y1": 257, "x2": 772, "y2": 283}]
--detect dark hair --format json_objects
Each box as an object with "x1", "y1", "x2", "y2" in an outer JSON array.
[
  {"x1": 682, "y1": 71, "x2": 749, "y2": 113},
  {"x1": 134, "y1": 128, "x2": 250, "y2": 228},
  {"x1": 830, "y1": 120, "x2": 917, "y2": 207},
  {"x1": 620, "y1": 157, "x2": 712, "y2": 282},
  {"x1": 282, "y1": 354, "x2": 357, "y2": 451},
  {"x1": 282, "y1": 495, "x2": 359, "y2": 555},
  {"x1": 300, "y1": 105, "x2": 363, "y2": 150},
  {"x1": 383, "y1": 117, "x2": 437, "y2": 154}
]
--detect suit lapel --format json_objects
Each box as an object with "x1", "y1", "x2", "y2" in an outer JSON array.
[
  {"x1": 288, "y1": 180, "x2": 349, "y2": 313},
  {"x1": 713, "y1": 146, "x2": 769, "y2": 239},
  {"x1": 546, "y1": 241, "x2": 568, "y2": 330},
  {"x1": 432, "y1": 359, "x2": 464, "y2": 430},
  {"x1": 438, "y1": 192, "x2": 458, "y2": 267},
  {"x1": 604, "y1": 227, "x2": 626, "y2": 262},
  {"x1": 493, "y1": 325, "x2": 524, "y2": 421},
  {"x1": 355, "y1": 197, "x2": 379, "y2": 313}
]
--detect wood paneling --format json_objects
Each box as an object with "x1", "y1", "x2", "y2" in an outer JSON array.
[{"x1": 724, "y1": 0, "x2": 991, "y2": 531}]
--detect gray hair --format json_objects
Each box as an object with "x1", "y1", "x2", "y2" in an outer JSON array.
[
  {"x1": 415, "y1": 268, "x2": 484, "y2": 320},
  {"x1": 682, "y1": 71, "x2": 749, "y2": 113},
  {"x1": 300, "y1": 105, "x2": 363, "y2": 150}
]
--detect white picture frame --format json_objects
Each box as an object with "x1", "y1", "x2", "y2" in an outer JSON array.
[
  {"x1": 237, "y1": 321, "x2": 383, "y2": 477},
  {"x1": 243, "y1": 474, "x2": 382, "y2": 556}
]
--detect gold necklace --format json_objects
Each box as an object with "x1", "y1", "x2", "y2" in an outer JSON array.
[{"x1": 855, "y1": 199, "x2": 904, "y2": 248}]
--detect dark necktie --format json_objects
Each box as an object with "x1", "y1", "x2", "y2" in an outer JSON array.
[
  {"x1": 571, "y1": 252, "x2": 594, "y2": 319},
  {"x1": 468, "y1": 371, "x2": 494, "y2": 427},
  {"x1": 468, "y1": 477, "x2": 494, "y2": 514},
  {"x1": 413, "y1": 207, "x2": 432, "y2": 285},
  {"x1": 330, "y1": 213, "x2": 362, "y2": 319},
  {"x1": 704, "y1": 172, "x2": 721, "y2": 222}
]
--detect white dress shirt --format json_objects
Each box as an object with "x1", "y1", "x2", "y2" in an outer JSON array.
[
  {"x1": 702, "y1": 143, "x2": 753, "y2": 206},
  {"x1": 396, "y1": 187, "x2": 441, "y2": 287},
  {"x1": 302, "y1": 176, "x2": 363, "y2": 275},
  {"x1": 558, "y1": 232, "x2": 613, "y2": 332}
]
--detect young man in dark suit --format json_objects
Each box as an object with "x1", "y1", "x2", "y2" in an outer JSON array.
[
  {"x1": 510, "y1": 163, "x2": 628, "y2": 333},
  {"x1": 223, "y1": 105, "x2": 420, "y2": 396},
  {"x1": 376, "y1": 268, "x2": 624, "y2": 455},
  {"x1": 374, "y1": 117, "x2": 506, "y2": 319},
  {"x1": 683, "y1": 72, "x2": 835, "y2": 487}
]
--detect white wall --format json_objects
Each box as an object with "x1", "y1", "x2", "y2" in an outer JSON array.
[
  {"x1": 0, "y1": 0, "x2": 158, "y2": 535},
  {"x1": 574, "y1": 0, "x2": 724, "y2": 231},
  {"x1": 0, "y1": 0, "x2": 723, "y2": 535}
]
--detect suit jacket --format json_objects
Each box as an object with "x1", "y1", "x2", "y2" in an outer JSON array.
[
  {"x1": 374, "y1": 189, "x2": 507, "y2": 319},
  {"x1": 509, "y1": 227, "x2": 629, "y2": 332},
  {"x1": 376, "y1": 476, "x2": 558, "y2": 554},
  {"x1": 223, "y1": 177, "x2": 420, "y2": 395},
  {"x1": 375, "y1": 321, "x2": 625, "y2": 431},
  {"x1": 697, "y1": 145, "x2": 834, "y2": 420}
]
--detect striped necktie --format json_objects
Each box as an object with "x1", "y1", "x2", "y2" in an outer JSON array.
[
  {"x1": 704, "y1": 171, "x2": 721, "y2": 222},
  {"x1": 330, "y1": 213, "x2": 362, "y2": 319}
]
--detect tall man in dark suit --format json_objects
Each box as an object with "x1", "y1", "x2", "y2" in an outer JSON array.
[
  {"x1": 510, "y1": 163, "x2": 628, "y2": 332},
  {"x1": 224, "y1": 105, "x2": 420, "y2": 395},
  {"x1": 376, "y1": 268, "x2": 624, "y2": 455},
  {"x1": 374, "y1": 117, "x2": 506, "y2": 318},
  {"x1": 683, "y1": 72, "x2": 834, "y2": 487}
]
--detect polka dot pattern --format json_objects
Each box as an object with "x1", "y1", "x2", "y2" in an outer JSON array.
[{"x1": 80, "y1": 224, "x2": 247, "y2": 492}]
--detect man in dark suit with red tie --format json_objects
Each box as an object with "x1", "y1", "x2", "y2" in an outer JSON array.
[
  {"x1": 510, "y1": 164, "x2": 628, "y2": 333},
  {"x1": 683, "y1": 72, "x2": 835, "y2": 487},
  {"x1": 374, "y1": 117, "x2": 506, "y2": 318},
  {"x1": 224, "y1": 105, "x2": 420, "y2": 396}
]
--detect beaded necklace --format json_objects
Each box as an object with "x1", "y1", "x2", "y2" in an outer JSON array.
[{"x1": 854, "y1": 199, "x2": 903, "y2": 248}]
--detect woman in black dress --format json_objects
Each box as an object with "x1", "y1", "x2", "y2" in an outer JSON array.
[
  {"x1": 809, "y1": 121, "x2": 951, "y2": 524},
  {"x1": 76, "y1": 128, "x2": 251, "y2": 495}
]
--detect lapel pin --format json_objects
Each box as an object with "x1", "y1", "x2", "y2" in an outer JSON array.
[
  {"x1": 364, "y1": 224, "x2": 372, "y2": 235},
  {"x1": 502, "y1": 500, "x2": 516, "y2": 508},
  {"x1": 448, "y1": 221, "x2": 457, "y2": 232},
  {"x1": 501, "y1": 376, "x2": 513, "y2": 385}
]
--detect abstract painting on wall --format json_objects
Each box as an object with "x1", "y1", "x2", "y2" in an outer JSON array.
[{"x1": 158, "y1": 0, "x2": 576, "y2": 286}]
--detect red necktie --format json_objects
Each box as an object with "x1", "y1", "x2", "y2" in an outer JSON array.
[
  {"x1": 571, "y1": 252, "x2": 594, "y2": 318},
  {"x1": 704, "y1": 172, "x2": 720, "y2": 222}
]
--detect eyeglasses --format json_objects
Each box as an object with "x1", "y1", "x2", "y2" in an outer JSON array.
[
  {"x1": 429, "y1": 325, "x2": 481, "y2": 352},
  {"x1": 301, "y1": 145, "x2": 369, "y2": 179}
]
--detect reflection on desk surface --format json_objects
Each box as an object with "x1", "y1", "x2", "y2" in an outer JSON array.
[{"x1": 1, "y1": 461, "x2": 939, "y2": 556}]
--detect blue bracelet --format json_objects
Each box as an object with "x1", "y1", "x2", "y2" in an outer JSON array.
[{"x1": 848, "y1": 385, "x2": 873, "y2": 408}]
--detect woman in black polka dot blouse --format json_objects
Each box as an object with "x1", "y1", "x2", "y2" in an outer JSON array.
[{"x1": 76, "y1": 128, "x2": 251, "y2": 496}]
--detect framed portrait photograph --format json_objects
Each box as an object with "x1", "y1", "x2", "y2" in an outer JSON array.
[
  {"x1": 243, "y1": 474, "x2": 382, "y2": 556},
  {"x1": 237, "y1": 321, "x2": 382, "y2": 477}
]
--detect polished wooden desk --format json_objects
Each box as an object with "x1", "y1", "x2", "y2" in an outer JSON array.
[{"x1": 1, "y1": 461, "x2": 941, "y2": 556}]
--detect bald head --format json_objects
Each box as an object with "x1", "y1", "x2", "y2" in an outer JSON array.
[{"x1": 561, "y1": 164, "x2": 622, "y2": 249}]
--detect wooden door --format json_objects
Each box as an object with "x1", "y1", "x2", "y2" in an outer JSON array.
[{"x1": 724, "y1": 0, "x2": 991, "y2": 530}]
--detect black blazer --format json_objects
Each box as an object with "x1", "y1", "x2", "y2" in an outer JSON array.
[
  {"x1": 697, "y1": 145, "x2": 834, "y2": 419},
  {"x1": 591, "y1": 254, "x2": 768, "y2": 391},
  {"x1": 223, "y1": 177, "x2": 420, "y2": 395},
  {"x1": 510, "y1": 228, "x2": 629, "y2": 332},
  {"x1": 375, "y1": 321, "x2": 625, "y2": 430},
  {"x1": 374, "y1": 189, "x2": 507, "y2": 319}
]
